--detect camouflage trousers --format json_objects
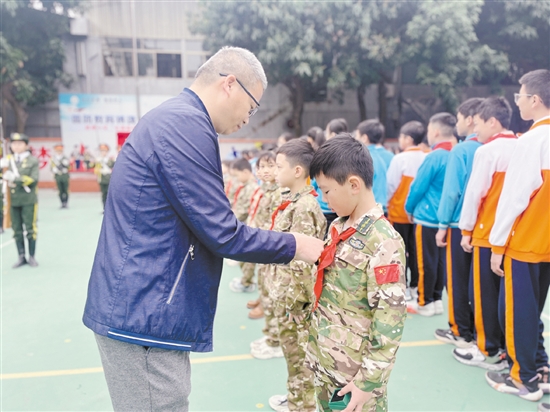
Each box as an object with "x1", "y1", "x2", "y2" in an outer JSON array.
[
  {"x1": 258, "y1": 264, "x2": 279, "y2": 347},
  {"x1": 274, "y1": 301, "x2": 316, "y2": 412},
  {"x1": 306, "y1": 336, "x2": 388, "y2": 412},
  {"x1": 239, "y1": 262, "x2": 256, "y2": 287}
]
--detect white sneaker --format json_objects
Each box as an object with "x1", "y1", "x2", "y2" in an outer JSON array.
[
  {"x1": 269, "y1": 394, "x2": 289, "y2": 412},
  {"x1": 250, "y1": 335, "x2": 268, "y2": 349},
  {"x1": 453, "y1": 346, "x2": 508, "y2": 371},
  {"x1": 434, "y1": 300, "x2": 444, "y2": 315},
  {"x1": 410, "y1": 287, "x2": 418, "y2": 300},
  {"x1": 416, "y1": 302, "x2": 435, "y2": 317},
  {"x1": 405, "y1": 288, "x2": 412, "y2": 301},
  {"x1": 229, "y1": 277, "x2": 256, "y2": 293},
  {"x1": 251, "y1": 341, "x2": 284, "y2": 360}
]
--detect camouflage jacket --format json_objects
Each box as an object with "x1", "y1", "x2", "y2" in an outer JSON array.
[
  {"x1": 225, "y1": 177, "x2": 239, "y2": 207},
  {"x1": 308, "y1": 205, "x2": 406, "y2": 393},
  {"x1": 232, "y1": 178, "x2": 259, "y2": 223},
  {"x1": 250, "y1": 182, "x2": 281, "y2": 230},
  {"x1": 266, "y1": 185, "x2": 326, "y2": 314}
]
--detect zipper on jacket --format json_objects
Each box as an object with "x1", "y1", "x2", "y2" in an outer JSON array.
[{"x1": 167, "y1": 244, "x2": 195, "y2": 304}]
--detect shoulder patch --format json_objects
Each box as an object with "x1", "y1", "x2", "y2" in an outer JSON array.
[
  {"x1": 348, "y1": 237, "x2": 365, "y2": 250},
  {"x1": 356, "y1": 216, "x2": 376, "y2": 235},
  {"x1": 374, "y1": 264, "x2": 401, "y2": 285}
]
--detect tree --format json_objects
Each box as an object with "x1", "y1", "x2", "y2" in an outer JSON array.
[
  {"x1": 1, "y1": 0, "x2": 85, "y2": 134},
  {"x1": 190, "y1": 0, "x2": 331, "y2": 136},
  {"x1": 405, "y1": 0, "x2": 509, "y2": 112}
]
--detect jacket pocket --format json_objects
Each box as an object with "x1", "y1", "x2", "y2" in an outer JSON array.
[
  {"x1": 334, "y1": 244, "x2": 368, "y2": 291},
  {"x1": 167, "y1": 244, "x2": 195, "y2": 305}
]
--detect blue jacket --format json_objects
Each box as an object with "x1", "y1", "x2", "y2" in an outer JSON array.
[
  {"x1": 83, "y1": 89, "x2": 296, "y2": 352},
  {"x1": 437, "y1": 135, "x2": 481, "y2": 229},
  {"x1": 405, "y1": 143, "x2": 452, "y2": 228},
  {"x1": 374, "y1": 145, "x2": 395, "y2": 169},
  {"x1": 312, "y1": 179, "x2": 331, "y2": 214},
  {"x1": 367, "y1": 145, "x2": 392, "y2": 209}
]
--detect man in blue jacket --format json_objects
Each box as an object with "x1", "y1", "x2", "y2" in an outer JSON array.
[{"x1": 83, "y1": 46, "x2": 324, "y2": 412}]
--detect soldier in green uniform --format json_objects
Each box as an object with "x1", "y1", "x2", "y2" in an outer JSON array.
[
  {"x1": 50, "y1": 143, "x2": 70, "y2": 208},
  {"x1": 262, "y1": 140, "x2": 327, "y2": 412},
  {"x1": 307, "y1": 135, "x2": 407, "y2": 412},
  {"x1": 94, "y1": 143, "x2": 115, "y2": 210},
  {"x1": 1, "y1": 133, "x2": 40, "y2": 268}
]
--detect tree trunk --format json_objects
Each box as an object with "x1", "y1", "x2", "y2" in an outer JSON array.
[
  {"x1": 1, "y1": 82, "x2": 28, "y2": 134},
  {"x1": 394, "y1": 65, "x2": 403, "y2": 134},
  {"x1": 377, "y1": 78, "x2": 387, "y2": 129},
  {"x1": 287, "y1": 76, "x2": 304, "y2": 137},
  {"x1": 357, "y1": 82, "x2": 367, "y2": 121}
]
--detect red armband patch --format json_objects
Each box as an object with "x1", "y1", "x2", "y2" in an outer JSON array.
[{"x1": 374, "y1": 264, "x2": 401, "y2": 285}]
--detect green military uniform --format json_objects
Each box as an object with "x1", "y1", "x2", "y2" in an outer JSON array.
[
  {"x1": 264, "y1": 185, "x2": 326, "y2": 411},
  {"x1": 306, "y1": 205, "x2": 407, "y2": 412},
  {"x1": 95, "y1": 156, "x2": 115, "y2": 209},
  {"x1": 50, "y1": 152, "x2": 70, "y2": 208},
  {"x1": 253, "y1": 182, "x2": 282, "y2": 342},
  {"x1": 3, "y1": 134, "x2": 40, "y2": 267},
  {"x1": 232, "y1": 177, "x2": 259, "y2": 287}
]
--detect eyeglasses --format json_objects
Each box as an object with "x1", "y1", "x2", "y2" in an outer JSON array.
[
  {"x1": 220, "y1": 73, "x2": 260, "y2": 117},
  {"x1": 514, "y1": 93, "x2": 533, "y2": 104}
]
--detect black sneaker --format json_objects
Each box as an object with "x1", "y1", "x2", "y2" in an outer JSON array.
[
  {"x1": 538, "y1": 403, "x2": 550, "y2": 412},
  {"x1": 434, "y1": 328, "x2": 473, "y2": 348},
  {"x1": 486, "y1": 371, "x2": 543, "y2": 401}
]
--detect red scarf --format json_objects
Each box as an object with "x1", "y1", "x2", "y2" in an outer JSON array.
[
  {"x1": 313, "y1": 225, "x2": 357, "y2": 310},
  {"x1": 248, "y1": 188, "x2": 263, "y2": 222},
  {"x1": 485, "y1": 131, "x2": 517, "y2": 145},
  {"x1": 269, "y1": 190, "x2": 317, "y2": 231},
  {"x1": 232, "y1": 185, "x2": 244, "y2": 206},
  {"x1": 432, "y1": 141, "x2": 453, "y2": 151}
]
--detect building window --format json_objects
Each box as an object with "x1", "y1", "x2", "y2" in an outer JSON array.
[{"x1": 103, "y1": 37, "x2": 207, "y2": 79}]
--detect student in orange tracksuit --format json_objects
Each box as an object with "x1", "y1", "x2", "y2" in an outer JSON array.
[
  {"x1": 456, "y1": 96, "x2": 516, "y2": 371},
  {"x1": 485, "y1": 69, "x2": 550, "y2": 402},
  {"x1": 386, "y1": 121, "x2": 427, "y2": 301}
]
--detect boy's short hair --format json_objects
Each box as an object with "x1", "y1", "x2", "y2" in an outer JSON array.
[
  {"x1": 457, "y1": 97, "x2": 484, "y2": 118},
  {"x1": 519, "y1": 69, "x2": 550, "y2": 109},
  {"x1": 257, "y1": 150, "x2": 276, "y2": 165},
  {"x1": 310, "y1": 134, "x2": 374, "y2": 189},
  {"x1": 279, "y1": 132, "x2": 296, "y2": 144},
  {"x1": 477, "y1": 96, "x2": 513, "y2": 129},
  {"x1": 221, "y1": 159, "x2": 233, "y2": 168},
  {"x1": 231, "y1": 158, "x2": 252, "y2": 172},
  {"x1": 399, "y1": 121, "x2": 426, "y2": 146},
  {"x1": 356, "y1": 119, "x2": 385, "y2": 144},
  {"x1": 277, "y1": 138, "x2": 315, "y2": 176},
  {"x1": 327, "y1": 118, "x2": 348, "y2": 134},
  {"x1": 429, "y1": 112, "x2": 457, "y2": 137}
]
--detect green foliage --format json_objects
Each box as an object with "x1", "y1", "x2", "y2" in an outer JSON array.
[{"x1": 406, "y1": 0, "x2": 509, "y2": 111}]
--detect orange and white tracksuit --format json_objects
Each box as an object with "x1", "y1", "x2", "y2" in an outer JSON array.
[
  {"x1": 459, "y1": 130, "x2": 517, "y2": 356},
  {"x1": 489, "y1": 116, "x2": 550, "y2": 384}
]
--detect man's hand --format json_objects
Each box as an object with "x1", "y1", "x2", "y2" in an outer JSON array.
[
  {"x1": 291, "y1": 232, "x2": 324, "y2": 264},
  {"x1": 490, "y1": 253, "x2": 504, "y2": 277},
  {"x1": 340, "y1": 381, "x2": 373, "y2": 412},
  {"x1": 288, "y1": 311, "x2": 308, "y2": 324},
  {"x1": 435, "y1": 229, "x2": 448, "y2": 247},
  {"x1": 0, "y1": 157, "x2": 9, "y2": 168},
  {"x1": 461, "y1": 235, "x2": 473, "y2": 253}
]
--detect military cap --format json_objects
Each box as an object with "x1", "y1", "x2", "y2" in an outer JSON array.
[{"x1": 10, "y1": 133, "x2": 29, "y2": 143}]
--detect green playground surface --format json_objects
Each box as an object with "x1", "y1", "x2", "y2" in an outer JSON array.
[{"x1": 1, "y1": 190, "x2": 548, "y2": 411}]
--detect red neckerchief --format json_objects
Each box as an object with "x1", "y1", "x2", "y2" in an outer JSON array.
[
  {"x1": 248, "y1": 187, "x2": 263, "y2": 222},
  {"x1": 485, "y1": 131, "x2": 517, "y2": 145},
  {"x1": 225, "y1": 180, "x2": 232, "y2": 197},
  {"x1": 313, "y1": 225, "x2": 357, "y2": 310},
  {"x1": 269, "y1": 189, "x2": 317, "y2": 231},
  {"x1": 432, "y1": 141, "x2": 453, "y2": 151},
  {"x1": 232, "y1": 185, "x2": 244, "y2": 206}
]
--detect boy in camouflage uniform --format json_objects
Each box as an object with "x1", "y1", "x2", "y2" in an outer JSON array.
[
  {"x1": 307, "y1": 135, "x2": 407, "y2": 412},
  {"x1": 50, "y1": 143, "x2": 70, "y2": 208},
  {"x1": 246, "y1": 151, "x2": 281, "y2": 319},
  {"x1": 228, "y1": 158, "x2": 260, "y2": 293},
  {"x1": 1, "y1": 133, "x2": 40, "y2": 268},
  {"x1": 94, "y1": 143, "x2": 115, "y2": 210},
  {"x1": 263, "y1": 139, "x2": 326, "y2": 412}
]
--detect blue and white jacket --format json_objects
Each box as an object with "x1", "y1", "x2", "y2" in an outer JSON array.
[
  {"x1": 367, "y1": 145, "x2": 393, "y2": 209},
  {"x1": 437, "y1": 134, "x2": 481, "y2": 230},
  {"x1": 405, "y1": 141, "x2": 453, "y2": 228},
  {"x1": 83, "y1": 89, "x2": 295, "y2": 352}
]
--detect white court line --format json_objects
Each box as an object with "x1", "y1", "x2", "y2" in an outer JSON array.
[{"x1": 0, "y1": 239, "x2": 14, "y2": 249}]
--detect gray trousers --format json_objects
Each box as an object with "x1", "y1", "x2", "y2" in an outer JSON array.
[{"x1": 95, "y1": 334, "x2": 191, "y2": 412}]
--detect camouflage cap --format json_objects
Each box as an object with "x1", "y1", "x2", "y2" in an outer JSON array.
[{"x1": 10, "y1": 133, "x2": 29, "y2": 143}]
